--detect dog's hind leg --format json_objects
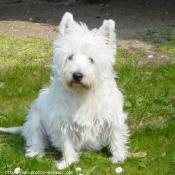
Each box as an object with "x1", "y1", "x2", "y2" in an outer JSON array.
[
  {"x1": 21, "y1": 108, "x2": 49, "y2": 158},
  {"x1": 0, "y1": 114, "x2": 47, "y2": 157},
  {"x1": 56, "y1": 137, "x2": 79, "y2": 170},
  {"x1": 22, "y1": 119, "x2": 48, "y2": 158}
]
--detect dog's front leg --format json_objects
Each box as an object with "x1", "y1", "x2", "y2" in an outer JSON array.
[
  {"x1": 56, "y1": 137, "x2": 79, "y2": 170},
  {"x1": 109, "y1": 125, "x2": 129, "y2": 164}
]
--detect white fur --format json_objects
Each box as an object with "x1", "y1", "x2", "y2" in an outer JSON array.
[{"x1": 0, "y1": 12, "x2": 129, "y2": 170}]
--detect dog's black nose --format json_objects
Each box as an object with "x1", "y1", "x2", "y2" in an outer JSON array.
[{"x1": 73, "y1": 72, "x2": 83, "y2": 83}]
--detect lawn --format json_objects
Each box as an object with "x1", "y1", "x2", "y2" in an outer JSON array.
[{"x1": 0, "y1": 35, "x2": 175, "y2": 175}]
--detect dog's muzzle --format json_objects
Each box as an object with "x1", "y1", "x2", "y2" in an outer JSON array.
[{"x1": 65, "y1": 72, "x2": 91, "y2": 91}]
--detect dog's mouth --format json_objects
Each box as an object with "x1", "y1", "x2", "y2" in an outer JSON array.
[
  {"x1": 70, "y1": 80, "x2": 83, "y2": 87},
  {"x1": 73, "y1": 80, "x2": 82, "y2": 84},
  {"x1": 66, "y1": 80, "x2": 90, "y2": 91},
  {"x1": 65, "y1": 72, "x2": 92, "y2": 91}
]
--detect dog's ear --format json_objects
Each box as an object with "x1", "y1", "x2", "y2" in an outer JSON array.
[
  {"x1": 59, "y1": 12, "x2": 74, "y2": 35},
  {"x1": 98, "y1": 20, "x2": 116, "y2": 44}
]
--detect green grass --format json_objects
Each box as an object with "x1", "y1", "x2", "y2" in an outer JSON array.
[
  {"x1": 0, "y1": 35, "x2": 175, "y2": 175},
  {"x1": 158, "y1": 37, "x2": 175, "y2": 57},
  {"x1": 0, "y1": 35, "x2": 52, "y2": 68}
]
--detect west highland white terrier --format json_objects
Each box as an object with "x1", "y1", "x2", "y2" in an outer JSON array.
[{"x1": 0, "y1": 12, "x2": 129, "y2": 170}]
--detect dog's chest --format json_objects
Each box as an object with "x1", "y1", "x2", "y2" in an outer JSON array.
[
  {"x1": 65, "y1": 119, "x2": 111, "y2": 151},
  {"x1": 43, "y1": 86, "x2": 112, "y2": 150}
]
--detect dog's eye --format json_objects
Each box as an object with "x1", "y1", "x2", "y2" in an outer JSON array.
[
  {"x1": 68, "y1": 55, "x2": 74, "y2": 60},
  {"x1": 90, "y1": 58, "x2": 94, "y2": 63}
]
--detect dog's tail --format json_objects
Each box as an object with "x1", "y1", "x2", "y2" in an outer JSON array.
[{"x1": 0, "y1": 126, "x2": 22, "y2": 134}]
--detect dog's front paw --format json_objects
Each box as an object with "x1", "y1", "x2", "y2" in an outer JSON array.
[
  {"x1": 25, "y1": 149, "x2": 45, "y2": 158},
  {"x1": 56, "y1": 156, "x2": 79, "y2": 170},
  {"x1": 109, "y1": 156, "x2": 124, "y2": 164},
  {"x1": 56, "y1": 160, "x2": 68, "y2": 170}
]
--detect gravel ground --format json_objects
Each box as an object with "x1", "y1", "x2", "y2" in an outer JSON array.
[{"x1": 0, "y1": 0, "x2": 175, "y2": 63}]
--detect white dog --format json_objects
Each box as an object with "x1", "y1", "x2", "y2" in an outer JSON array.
[{"x1": 0, "y1": 12, "x2": 129, "y2": 170}]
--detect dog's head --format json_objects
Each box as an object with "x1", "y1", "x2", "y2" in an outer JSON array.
[{"x1": 52, "y1": 12, "x2": 116, "y2": 92}]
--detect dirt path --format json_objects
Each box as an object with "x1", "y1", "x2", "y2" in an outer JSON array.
[{"x1": 0, "y1": 0, "x2": 175, "y2": 63}]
